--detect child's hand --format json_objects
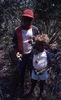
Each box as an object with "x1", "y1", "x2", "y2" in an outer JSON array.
[
  {"x1": 34, "y1": 69, "x2": 38, "y2": 74},
  {"x1": 39, "y1": 68, "x2": 47, "y2": 74},
  {"x1": 34, "y1": 69, "x2": 42, "y2": 75},
  {"x1": 34, "y1": 67, "x2": 47, "y2": 75},
  {"x1": 35, "y1": 70, "x2": 43, "y2": 75},
  {"x1": 16, "y1": 52, "x2": 22, "y2": 61}
]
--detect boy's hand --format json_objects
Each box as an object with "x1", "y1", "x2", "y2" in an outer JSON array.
[{"x1": 16, "y1": 52, "x2": 22, "y2": 61}]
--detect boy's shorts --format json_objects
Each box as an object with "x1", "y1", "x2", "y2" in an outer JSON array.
[{"x1": 31, "y1": 70, "x2": 49, "y2": 80}]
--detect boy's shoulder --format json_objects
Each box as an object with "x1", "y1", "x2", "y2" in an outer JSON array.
[
  {"x1": 15, "y1": 26, "x2": 21, "y2": 31},
  {"x1": 32, "y1": 25, "x2": 40, "y2": 35},
  {"x1": 32, "y1": 25, "x2": 38, "y2": 30}
]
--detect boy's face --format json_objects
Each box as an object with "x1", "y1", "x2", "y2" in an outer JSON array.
[{"x1": 21, "y1": 16, "x2": 33, "y2": 28}]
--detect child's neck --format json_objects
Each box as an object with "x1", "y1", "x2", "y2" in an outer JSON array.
[
  {"x1": 34, "y1": 49, "x2": 45, "y2": 55},
  {"x1": 40, "y1": 49, "x2": 45, "y2": 52}
]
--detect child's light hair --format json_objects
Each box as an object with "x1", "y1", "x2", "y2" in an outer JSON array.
[{"x1": 35, "y1": 34, "x2": 49, "y2": 44}]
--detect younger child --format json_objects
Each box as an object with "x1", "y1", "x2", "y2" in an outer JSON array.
[{"x1": 24, "y1": 34, "x2": 52, "y2": 100}]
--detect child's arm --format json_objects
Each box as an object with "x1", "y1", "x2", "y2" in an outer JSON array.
[
  {"x1": 36, "y1": 67, "x2": 48, "y2": 75},
  {"x1": 33, "y1": 67, "x2": 48, "y2": 75}
]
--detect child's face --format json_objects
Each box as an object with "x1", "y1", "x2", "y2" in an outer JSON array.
[{"x1": 34, "y1": 41, "x2": 45, "y2": 53}]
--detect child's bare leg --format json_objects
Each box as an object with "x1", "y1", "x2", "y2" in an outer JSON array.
[
  {"x1": 30, "y1": 79, "x2": 37, "y2": 94},
  {"x1": 37, "y1": 80, "x2": 45, "y2": 100}
]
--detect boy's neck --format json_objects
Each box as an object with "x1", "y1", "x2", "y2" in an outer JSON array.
[{"x1": 21, "y1": 25, "x2": 32, "y2": 30}]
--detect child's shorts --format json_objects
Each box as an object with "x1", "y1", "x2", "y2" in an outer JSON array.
[{"x1": 31, "y1": 70, "x2": 49, "y2": 80}]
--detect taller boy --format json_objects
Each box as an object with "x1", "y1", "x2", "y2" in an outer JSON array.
[{"x1": 12, "y1": 9, "x2": 39, "y2": 96}]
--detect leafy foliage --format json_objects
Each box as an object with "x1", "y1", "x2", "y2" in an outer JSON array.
[{"x1": 0, "y1": 0, "x2": 61, "y2": 100}]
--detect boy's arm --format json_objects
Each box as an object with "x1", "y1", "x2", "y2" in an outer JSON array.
[
  {"x1": 12, "y1": 31, "x2": 19, "y2": 54},
  {"x1": 12, "y1": 32, "x2": 23, "y2": 60}
]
